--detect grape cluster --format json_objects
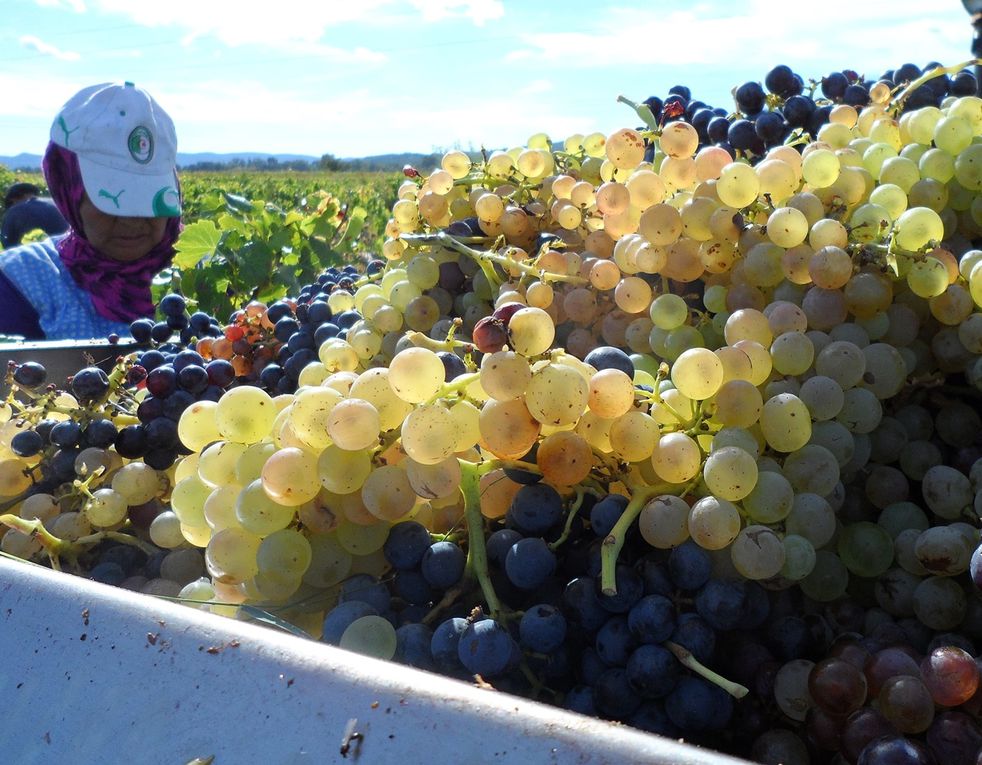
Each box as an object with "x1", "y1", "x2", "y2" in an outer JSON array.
[{"x1": 2, "y1": 60, "x2": 982, "y2": 763}]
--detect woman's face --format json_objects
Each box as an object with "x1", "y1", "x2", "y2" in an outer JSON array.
[{"x1": 78, "y1": 195, "x2": 167, "y2": 262}]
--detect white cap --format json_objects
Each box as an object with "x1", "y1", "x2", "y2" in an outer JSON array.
[{"x1": 50, "y1": 81, "x2": 181, "y2": 218}]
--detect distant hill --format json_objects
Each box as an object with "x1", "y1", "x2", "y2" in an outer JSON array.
[{"x1": 0, "y1": 151, "x2": 465, "y2": 173}]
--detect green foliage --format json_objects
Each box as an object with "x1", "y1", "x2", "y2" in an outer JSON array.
[{"x1": 168, "y1": 187, "x2": 375, "y2": 319}]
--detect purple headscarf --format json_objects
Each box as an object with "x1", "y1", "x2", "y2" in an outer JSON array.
[{"x1": 41, "y1": 141, "x2": 182, "y2": 323}]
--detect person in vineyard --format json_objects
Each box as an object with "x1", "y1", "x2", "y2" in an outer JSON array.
[
  {"x1": 1, "y1": 182, "x2": 68, "y2": 248},
  {"x1": 0, "y1": 81, "x2": 182, "y2": 340}
]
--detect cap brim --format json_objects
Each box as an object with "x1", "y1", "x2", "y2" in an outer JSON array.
[{"x1": 78, "y1": 156, "x2": 181, "y2": 218}]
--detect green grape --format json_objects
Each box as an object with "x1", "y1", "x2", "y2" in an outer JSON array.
[
  {"x1": 204, "y1": 485, "x2": 242, "y2": 531},
  {"x1": 405, "y1": 457, "x2": 462, "y2": 500},
  {"x1": 609, "y1": 410, "x2": 659, "y2": 462},
  {"x1": 303, "y1": 532, "x2": 353, "y2": 588},
  {"x1": 921, "y1": 465, "x2": 973, "y2": 519},
  {"x1": 401, "y1": 404, "x2": 458, "y2": 466},
  {"x1": 170, "y1": 475, "x2": 212, "y2": 527},
  {"x1": 688, "y1": 495, "x2": 742, "y2": 550},
  {"x1": 868, "y1": 184, "x2": 907, "y2": 221},
  {"x1": 815, "y1": 340, "x2": 866, "y2": 389},
  {"x1": 785, "y1": 493, "x2": 835, "y2": 548},
  {"x1": 809, "y1": 420, "x2": 855, "y2": 467},
  {"x1": 800, "y1": 551, "x2": 850, "y2": 602},
  {"x1": 717, "y1": 162, "x2": 760, "y2": 208},
  {"x1": 913, "y1": 526, "x2": 971, "y2": 576},
  {"x1": 913, "y1": 576, "x2": 967, "y2": 631},
  {"x1": 340, "y1": 615, "x2": 398, "y2": 660},
  {"x1": 335, "y1": 518, "x2": 390, "y2": 555},
  {"x1": 111, "y1": 462, "x2": 163, "y2": 505},
  {"x1": 798, "y1": 376, "x2": 844, "y2": 421},
  {"x1": 907, "y1": 257, "x2": 949, "y2": 298},
  {"x1": 760, "y1": 393, "x2": 811, "y2": 453},
  {"x1": 836, "y1": 387, "x2": 882, "y2": 434},
  {"x1": 348, "y1": 367, "x2": 414, "y2": 432},
  {"x1": 260, "y1": 447, "x2": 320, "y2": 507},
  {"x1": 587, "y1": 369, "x2": 635, "y2": 419},
  {"x1": 801, "y1": 148, "x2": 840, "y2": 187},
  {"x1": 894, "y1": 207, "x2": 944, "y2": 251},
  {"x1": 256, "y1": 528, "x2": 313, "y2": 579},
  {"x1": 711, "y1": 426, "x2": 761, "y2": 459},
  {"x1": 724, "y1": 308, "x2": 773, "y2": 347},
  {"x1": 149, "y1": 510, "x2": 186, "y2": 549},
  {"x1": 361, "y1": 464, "x2": 415, "y2": 522},
  {"x1": 480, "y1": 351, "x2": 531, "y2": 401},
  {"x1": 919, "y1": 147, "x2": 955, "y2": 182},
  {"x1": 205, "y1": 527, "x2": 262, "y2": 584},
  {"x1": 235, "y1": 479, "x2": 296, "y2": 536},
  {"x1": 649, "y1": 293, "x2": 689, "y2": 330},
  {"x1": 318, "y1": 338, "x2": 359, "y2": 373},
  {"x1": 326, "y1": 398, "x2": 381, "y2": 451},
  {"x1": 730, "y1": 524, "x2": 785, "y2": 580},
  {"x1": 507, "y1": 307, "x2": 555, "y2": 357},
  {"x1": 235, "y1": 442, "x2": 277, "y2": 485},
  {"x1": 198, "y1": 441, "x2": 247, "y2": 489},
  {"x1": 741, "y1": 470, "x2": 794, "y2": 523},
  {"x1": 877, "y1": 501, "x2": 930, "y2": 539},
  {"x1": 83, "y1": 488, "x2": 128, "y2": 528},
  {"x1": 638, "y1": 494, "x2": 690, "y2": 548},
  {"x1": 781, "y1": 443, "x2": 840, "y2": 496},
  {"x1": 215, "y1": 386, "x2": 277, "y2": 444},
  {"x1": 663, "y1": 325, "x2": 705, "y2": 361},
  {"x1": 767, "y1": 207, "x2": 809, "y2": 248},
  {"x1": 317, "y1": 445, "x2": 372, "y2": 495},
  {"x1": 711, "y1": 379, "x2": 763, "y2": 428},
  {"x1": 780, "y1": 535, "x2": 816, "y2": 581},
  {"x1": 525, "y1": 364, "x2": 589, "y2": 426},
  {"x1": 837, "y1": 522, "x2": 894, "y2": 578},
  {"x1": 858, "y1": 342, "x2": 908, "y2": 399},
  {"x1": 650, "y1": 432, "x2": 701, "y2": 484},
  {"x1": 770, "y1": 331, "x2": 814, "y2": 376},
  {"x1": 177, "y1": 400, "x2": 222, "y2": 453},
  {"x1": 671, "y1": 347, "x2": 724, "y2": 400}
]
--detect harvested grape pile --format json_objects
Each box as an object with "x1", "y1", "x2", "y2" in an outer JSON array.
[{"x1": 2, "y1": 61, "x2": 982, "y2": 765}]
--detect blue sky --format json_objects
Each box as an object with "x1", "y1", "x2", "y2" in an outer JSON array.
[{"x1": 0, "y1": 0, "x2": 974, "y2": 159}]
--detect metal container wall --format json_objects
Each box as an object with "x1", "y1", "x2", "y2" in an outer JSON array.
[{"x1": 0, "y1": 558, "x2": 750, "y2": 765}]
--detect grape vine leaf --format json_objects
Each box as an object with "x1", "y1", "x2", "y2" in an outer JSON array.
[{"x1": 173, "y1": 220, "x2": 221, "y2": 270}]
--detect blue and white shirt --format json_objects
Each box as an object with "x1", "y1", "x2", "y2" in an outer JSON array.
[{"x1": 0, "y1": 238, "x2": 132, "y2": 340}]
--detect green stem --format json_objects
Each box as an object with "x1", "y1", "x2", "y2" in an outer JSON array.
[
  {"x1": 599, "y1": 484, "x2": 668, "y2": 595},
  {"x1": 0, "y1": 514, "x2": 73, "y2": 559},
  {"x1": 615, "y1": 95, "x2": 659, "y2": 131},
  {"x1": 890, "y1": 59, "x2": 981, "y2": 115},
  {"x1": 401, "y1": 232, "x2": 587, "y2": 286},
  {"x1": 458, "y1": 459, "x2": 502, "y2": 619},
  {"x1": 665, "y1": 640, "x2": 748, "y2": 699},
  {"x1": 549, "y1": 486, "x2": 596, "y2": 551}
]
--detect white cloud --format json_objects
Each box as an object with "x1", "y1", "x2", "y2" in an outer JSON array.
[
  {"x1": 505, "y1": 3, "x2": 966, "y2": 72},
  {"x1": 87, "y1": 0, "x2": 501, "y2": 52},
  {"x1": 409, "y1": 0, "x2": 504, "y2": 25},
  {"x1": 19, "y1": 35, "x2": 81, "y2": 61},
  {"x1": 34, "y1": 0, "x2": 86, "y2": 12}
]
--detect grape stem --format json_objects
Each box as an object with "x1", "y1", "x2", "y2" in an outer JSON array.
[
  {"x1": 889, "y1": 59, "x2": 981, "y2": 115},
  {"x1": 599, "y1": 484, "x2": 664, "y2": 595},
  {"x1": 549, "y1": 486, "x2": 598, "y2": 551},
  {"x1": 458, "y1": 459, "x2": 503, "y2": 620},
  {"x1": 664, "y1": 641, "x2": 749, "y2": 699},
  {"x1": 401, "y1": 232, "x2": 588, "y2": 286},
  {"x1": 0, "y1": 513, "x2": 157, "y2": 566}
]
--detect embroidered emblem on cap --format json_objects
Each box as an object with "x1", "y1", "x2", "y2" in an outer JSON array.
[{"x1": 128, "y1": 126, "x2": 154, "y2": 164}]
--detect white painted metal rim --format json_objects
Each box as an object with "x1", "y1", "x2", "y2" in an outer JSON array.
[{"x1": 0, "y1": 557, "x2": 750, "y2": 765}]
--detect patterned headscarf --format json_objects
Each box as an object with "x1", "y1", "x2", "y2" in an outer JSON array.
[{"x1": 41, "y1": 141, "x2": 182, "y2": 323}]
